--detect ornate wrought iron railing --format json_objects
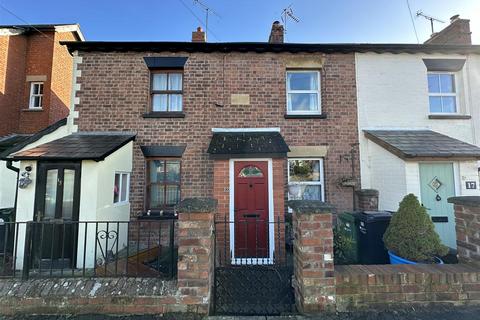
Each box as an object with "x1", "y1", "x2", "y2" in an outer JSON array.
[{"x1": 0, "y1": 219, "x2": 176, "y2": 279}]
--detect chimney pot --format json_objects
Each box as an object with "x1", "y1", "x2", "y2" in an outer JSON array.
[
  {"x1": 268, "y1": 21, "x2": 284, "y2": 44},
  {"x1": 192, "y1": 26, "x2": 206, "y2": 43},
  {"x1": 450, "y1": 14, "x2": 460, "y2": 22}
]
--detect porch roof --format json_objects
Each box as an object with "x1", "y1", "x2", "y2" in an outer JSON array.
[
  {"x1": 9, "y1": 132, "x2": 136, "y2": 162},
  {"x1": 207, "y1": 131, "x2": 290, "y2": 159},
  {"x1": 364, "y1": 129, "x2": 480, "y2": 160}
]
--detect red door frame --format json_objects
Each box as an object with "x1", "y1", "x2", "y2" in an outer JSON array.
[{"x1": 233, "y1": 161, "x2": 270, "y2": 260}]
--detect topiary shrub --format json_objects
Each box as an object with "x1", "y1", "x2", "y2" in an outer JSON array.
[{"x1": 383, "y1": 193, "x2": 448, "y2": 262}]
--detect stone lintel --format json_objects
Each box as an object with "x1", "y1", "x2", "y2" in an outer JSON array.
[
  {"x1": 287, "y1": 200, "x2": 334, "y2": 214},
  {"x1": 448, "y1": 196, "x2": 480, "y2": 207},
  {"x1": 176, "y1": 197, "x2": 217, "y2": 213}
]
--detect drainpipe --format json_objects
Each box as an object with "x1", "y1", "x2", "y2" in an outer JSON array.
[{"x1": 6, "y1": 160, "x2": 19, "y2": 219}]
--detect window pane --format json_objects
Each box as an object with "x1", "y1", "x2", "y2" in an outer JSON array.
[
  {"x1": 427, "y1": 74, "x2": 440, "y2": 93},
  {"x1": 166, "y1": 161, "x2": 180, "y2": 182},
  {"x1": 150, "y1": 184, "x2": 165, "y2": 208},
  {"x1": 440, "y1": 74, "x2": 455, "y2": 93},
  {"x1": 152, "y1": 94, "x2": 168, "y2": 111},
  {"x1": 152, "y1": 73, "x2": 167, "y2": 90},
  {"x1": 287, "y1": 72, "x2": 318, "y2": 90},
  {"x1": 429, "y1": 96, "x2": 442, "y2": 113},
  {"x1": 442, "y1": 96, "x2": 457, "y2": 113},
  {"x1": 239, "y1": 165, "x2": 264, "y2": 177},
  {"x1": 168, "y1": 73, "x2": 182, "y2": 90},
  {"x1": 44, "y1": 169, "x2": 58, "y2": 219},
  {"x1": 166, "y1": 185, "x2": 180, "y2": 206},
  {"x1": 288, "y1": 185, "x2": 322, "y2": 201},
  {"x1": 38, "y1": 83, "x2": 43, "y2": 94},
  {"x1": 288, "y1": 93, "x2": 319, "y2": 112},
  {"x1": 62, "y1": 169, "x2": 75, "y2": 220},
  {"x1": 289, "y1": 160, "x2": 321, "y2": 182},
  {"x1": 120, "y1": 174, "x2": 128, "y2": 202},
  {"x1": 113, "y1": 173, "x2": 120, "y2": 203},
  {"x1": 149, "y1": 160, "x2": 165, "y2": 183},
  {"x1": 169, "y1": 94, "x2": 182, "y2": 111}
]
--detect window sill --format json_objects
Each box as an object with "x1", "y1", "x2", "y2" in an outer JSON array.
[
  {"x1": 22, "y1": 108, "x2": 43, "y2": 112},
  {"x1": 143, "y1": 112, "x2": 185, "y2": 118},
  {"x1": 428, "y1": 114, "x2": 471, "y2": 120},
  {"x1": 284, "y1": 113, "x2": 327, "y2": 119}
]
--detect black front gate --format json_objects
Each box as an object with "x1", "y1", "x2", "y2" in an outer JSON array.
[{"x1": 213, "y1": 216, "x2": 295, "y2": 316}]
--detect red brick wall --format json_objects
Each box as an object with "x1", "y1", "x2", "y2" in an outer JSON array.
[
  {"x1": 0, "y1": 30, "x2": 76, "y2": 136},
  {"x1": 75, "y1": 51, "x2": 360, "y2": 216},
  {"x1": 0, "y1": 35, "x2": 27, "y2": 136}
]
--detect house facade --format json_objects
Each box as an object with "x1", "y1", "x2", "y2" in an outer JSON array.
[
  {"x1": 356, "y1": 16, "x2": 480, "y2": 248},
  {"x1": 0, "y1": 24, "x2": 84, "y2": 136}
]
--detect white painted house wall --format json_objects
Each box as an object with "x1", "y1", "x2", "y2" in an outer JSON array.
[
  {"x1": 14, "y1": 141, "x2": 134, "y2": 269},
  {"x1": 0, "y1": 124, "x2": 70, "y2": 209},
  {"x1": 356, "y1": 52, "x2": 480, "y2": 210}
]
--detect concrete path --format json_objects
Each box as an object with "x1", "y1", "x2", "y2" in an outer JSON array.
[{"x1": 1, "y1": 305, "x2": 480, "y2": 319}]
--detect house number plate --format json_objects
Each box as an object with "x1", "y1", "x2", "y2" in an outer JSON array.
[{"x1": 466, "y1": 181, "x2": 477, "y2": 190}]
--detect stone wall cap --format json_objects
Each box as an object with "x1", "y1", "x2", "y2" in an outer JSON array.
[
  {"x1": 355, "y1": 189, "x2": 379, "y2": 196},
  {"x1": 287, "y1": 200, "x2": 334, "y2": 214},
  {"x1": 448, "y1": 196, "x2": 480, "y2": 207},
  {"x1": 176, "y1": 198, "x2": 218, "y2": 213}
]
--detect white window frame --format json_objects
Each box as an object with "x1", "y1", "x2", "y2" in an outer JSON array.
[
  {"x1": 427, "y1": 71, "x2": 459, "y2": 115},
  {"x1": 29, "y1": 82, "x2": 44, "y2": 109},
  {"x1": 287, "y1": 158, "x2": 325, "y2": 202},
  {"x1": 113, "y1": 172, "x2": 130, "y2": 205},
  {"x1": 286, "y1": 70, "x2": 321, "y2": 115}
]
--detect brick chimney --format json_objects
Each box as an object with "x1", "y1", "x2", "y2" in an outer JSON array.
[
  {"x1": 424, "y1": 14, "x2": 472, "y2": 45},
  {"x1": 192, "y1": 26, "x2": 206, "y2": 43},
  {"x1": 268, "y1": 21, "x2": 284, "y2": 44}
]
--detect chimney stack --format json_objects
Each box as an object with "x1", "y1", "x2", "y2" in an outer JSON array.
[
  {"x1": 192, "y1": 27, "x2": 206, "y2": 43},
  {"x1": 424, "y1": 14, "x2": 472, "y2": 45},
  {"x1": 268, "y1": 21, "x2": 284, "y2": 44}
]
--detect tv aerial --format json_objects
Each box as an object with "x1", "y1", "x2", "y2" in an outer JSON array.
[
  {"x1": 281, "y1": 4, "x2": 300, "y2": 36},
  {"x1": 193, "y1": 0, "x2": 221, "y2": 41},
  {"x1": 416, "y1": 11, "x2": 445, "y2": 34}
]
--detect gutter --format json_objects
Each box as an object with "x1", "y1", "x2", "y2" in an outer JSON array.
[{"x1": 6, "y1": 160, "x2": 19, "y2": 220}]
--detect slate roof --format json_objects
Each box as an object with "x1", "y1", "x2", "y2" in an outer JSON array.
[
  {"x1": 364, "y1": 130, "x2": 480, "y2": 159},
  {"x1": 9, "y1": 132, "x2": 136, "y2": 162},
  {"x1": 0, "y1": 118, "x2": 67, "y2": 159},
  {"x1": 0, "y1": 134, "x2": 32, "y2": 154},
  {"x1": 63, "y1": 41, "x2": 480, "y2": 55},
  {"x1": 207, "y1": 131, "x2": 290, "y2": 158}
]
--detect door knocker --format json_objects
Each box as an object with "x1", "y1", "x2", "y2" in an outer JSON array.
[{"x1": 436, "y1": 194, "x2": 442, "y2": 202}]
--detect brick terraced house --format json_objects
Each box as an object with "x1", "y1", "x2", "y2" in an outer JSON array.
[{"x1": 2, "y1": 20, "x2": 480, "y2": 316}]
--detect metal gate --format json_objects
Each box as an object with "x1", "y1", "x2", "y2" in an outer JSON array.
[{"x1": 213, "y1": 217, "x2": 295, "y2": 316}]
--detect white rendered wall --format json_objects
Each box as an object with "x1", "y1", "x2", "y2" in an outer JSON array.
[{"x1": 356, "y1": 52, "x2": 479, "y2": 190}]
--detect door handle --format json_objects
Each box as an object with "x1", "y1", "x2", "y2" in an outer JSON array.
[{"x1": 243, "y1": 213, "x2": 260, "y2": 218}]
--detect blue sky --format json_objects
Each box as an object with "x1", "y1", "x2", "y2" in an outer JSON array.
[{"x1": 0, "y1": 0, "x2": 478, "y2": 43}]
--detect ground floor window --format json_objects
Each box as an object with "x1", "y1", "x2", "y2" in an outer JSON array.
[
  {"x1": 113, "y1": 172, "x2": 130, "y2": 204},
  {"x1": 146, "y1": 159, "x2": 181, "y2": 211},
  {"x1": 287, "y1": 158, "x2": 324, "y2": 201}
]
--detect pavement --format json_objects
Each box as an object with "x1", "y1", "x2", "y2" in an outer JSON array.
[{"x1": 1, "y1": 305, "x2": 480, "y2": 320}]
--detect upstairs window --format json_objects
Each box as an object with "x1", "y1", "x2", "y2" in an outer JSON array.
[
  {"x1": 151, "y1": 72, "x2": 183, "y2": 112},
  {"x1": 428, "y1": 73, "x2": 457, "y2": 114},
  {"x1": 146, "y1": 159, "x2": 181, "y2": 211},
  {"x1": 286, "y1": 71, "x2": 321, "y2": 114},
  {"x1": 29, "y1": 82, "x2": 43, "y2": 109}
]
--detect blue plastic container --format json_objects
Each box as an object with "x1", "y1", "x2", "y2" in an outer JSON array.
[{"x1": 388, "y1": 251, "x2": 444, "y2": 265}]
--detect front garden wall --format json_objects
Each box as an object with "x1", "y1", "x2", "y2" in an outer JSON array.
[{"x1": 336, "y1": 263, "x2": 480, "y2": 311}]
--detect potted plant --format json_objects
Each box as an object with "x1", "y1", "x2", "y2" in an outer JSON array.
[{"x1": 383, "y1": 194, "x2": 448, "y2": 264}]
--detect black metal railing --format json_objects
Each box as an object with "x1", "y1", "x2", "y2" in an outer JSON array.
[
  {"x1": 214, "y1": 215, "x2": 293, "y2": 267},
  {"x1": 0, "y1": 219, "x2": 177, "y2": 279},
  {"x1": 213, "y1": 216, "x2": 295, "y2": 315}
]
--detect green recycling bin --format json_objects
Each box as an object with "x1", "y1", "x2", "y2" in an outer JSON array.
[{"x1": 337, "y1": 212, "x2": 360, "y2": 264}]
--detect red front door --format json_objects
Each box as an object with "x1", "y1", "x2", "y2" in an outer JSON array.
[{"x1": 234, "y1": 161, "x2": 269, "y2": 259}]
